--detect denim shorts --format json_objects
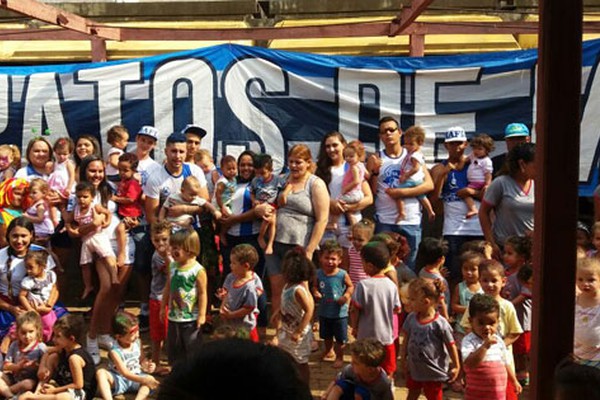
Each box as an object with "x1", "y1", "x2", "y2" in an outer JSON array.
[
  {"x1": 111, "y1": 371, "x2": 145, "y2": 395},
  {"x1": 319, "y1": 316, "x2": 348, "y2": 343}
]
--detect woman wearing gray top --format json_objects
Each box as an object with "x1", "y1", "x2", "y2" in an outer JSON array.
[
  {"x1": 479, "y1": 143, "x2": 535, "y2": 259},
  {"x1": 265, "y1": 144, "x2": 329, "y2": 314}
]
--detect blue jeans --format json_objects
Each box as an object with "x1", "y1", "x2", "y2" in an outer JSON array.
[
  {"x1": 375, "y1": 222, "x2": 421, "y2": 271},
  {"x1": 444, "y1": 235, "x2": 484, "y2": 283}
]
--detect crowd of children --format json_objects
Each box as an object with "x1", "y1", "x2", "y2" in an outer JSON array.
[{"x1": 0, "y1": 122, "x2": 595, "y2": 400}]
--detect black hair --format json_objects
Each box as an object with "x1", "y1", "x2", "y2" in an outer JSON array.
[
  {"x1": 118, "y1": 152, "x2": 139, "y2": 170},
  {"x1": 506, "y1": 142, "x2": 535, "y2": 177},
  {"x1": 517, "y1": 264, "x2": 533, "y2": 284},
  {"x1": 415, "y1": 237, "x2": 448, "y2": 270},
  {"x1": 158, "y1": 339, "x2": 312, "y2": 400},
  {"x1": 379, "y1": 116, "x2": 399, "y2": 127},
  {"x1": 315, "y1": 131, "x2": 347, "y2": 186},
  {"x1": 73, "y1": 134, "x2": 102, "y2": 166},
  {"x1": 78, "y1": 155, "x2": 111, "y2": 206},
  {"x1": 75, "y1": 181, "x2": 96, "y2": 196},
  {"x1": 555, "y1": 358, "x2": 600, "y2": 399},
  {"x1": 360, "y1": 241, "x2": 390, "y2": 271},
  {"x1": 254, "y1": 154, "x2": 273, "y2": 171},
  {"x1": 281, "y1": 247, "x2": 315, "y2": 284},
  {"x1": 468, "y1": 293, "x2": 500, "y2": 317},
  {"x1": 54, "y1": 314, "x2": 86, "y2": 344}
]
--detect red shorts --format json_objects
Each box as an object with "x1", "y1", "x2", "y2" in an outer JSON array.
[
  {"x1": 380, "y1": 343, "x2": 396, "y2": 376},
  {"x1": 406, "y1": 374, "x2": 443, "y2": 400},
  {"x1": 149, "y1": 299, "x2": 168, "y2": 343},
  {"x1": 513, "y1": 331, "x2": 531, "y2": 355},
  {"x1": 249, "y1": 327, "x2": 259, "y2": 343},
  {"x1": 506, "y1": 377, "x2": 518, "y2": 400}
]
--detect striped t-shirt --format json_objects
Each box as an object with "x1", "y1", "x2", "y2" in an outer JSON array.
[{"x1": 347, "y1": 245, "x2": 369, "y2": 285}]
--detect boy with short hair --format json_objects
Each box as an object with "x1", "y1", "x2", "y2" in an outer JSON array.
[
  {"x1": 321, "y1": 338, "x2": 393, "y2": 400},
  {"x1": 217, "y1": 244, "x2": 264, "y2": 342},
  {"x1": 351, "y1": 241, "x2": 401, "y2": 378},
  {"x1": 149, "y1": 221, "x2": 172, "y2": 375}
]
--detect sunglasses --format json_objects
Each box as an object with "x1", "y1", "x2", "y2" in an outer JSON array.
[{"x1": 381, "y1": 127, "x2": 398, "y2": 134}]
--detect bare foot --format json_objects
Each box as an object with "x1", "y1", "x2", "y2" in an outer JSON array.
[
  {"x1": 81, "y1": 287, "x2": 94, "y2": 301},
  {"x1": 321, "y1": 351, "x2": 335, "y2": 361},
  {"x1": 332, "y1": 358, "x2": 344, "y2": 369},
  {"x1": 265, "y1": 244, "x2": 274, "y2": 255},
  {"x1": 465, "y1": 209, "x2": 478, "y2": 219}
]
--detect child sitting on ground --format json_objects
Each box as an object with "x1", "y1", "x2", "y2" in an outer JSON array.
[
  {"x1": 0, "y1": 312, "x2": 46, "y2": 398},
  {"x1": 159, "y1": 176, "x2": 220, "y2": 231},
  {"x1": 217, "y1": 244, "x2": 263, "y2": 342},
  {"x1": 250, "y1": 154, "x2": 285, "y2": 255},
  {"x1": 321, "y1": 338, "x2": 393, "y2": 400},
  {"x1": 312, "y1": 240, "x2": 353, "y2": 369},
  {"x1": 96, "y1": 311, "x2": 159, "y2": 400},
  {"x1": 20, "y1": 314, "x2": 97, "y2": 400},
  {"x1": 457, "y1": 133, "x2": 494, "y2": 218}
]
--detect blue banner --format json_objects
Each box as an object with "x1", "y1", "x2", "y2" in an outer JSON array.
[{"x1": 1, "y1": 40, "x2": 599, "y2": 195}]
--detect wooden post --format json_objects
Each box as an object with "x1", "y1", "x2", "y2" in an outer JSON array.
[
  {"x1": 91, "y1": 37, "x2": 107, "y2": 62},
  {"x1": 409, "y1": 34, "x2": 425, "y2": 57},
  {"x1": 531, "y1": 0, "x2": 582, "y2": 398}
]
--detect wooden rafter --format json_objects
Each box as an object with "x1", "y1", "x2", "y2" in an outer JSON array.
[
  {"x1": 0, "y1": 0, "x2": 121, "y2": 41},
  {"x1": 1, "y1": 20, "x2": 594, "y2": 42},
  {"x1": 389, "y1": 0, "x2": 435, "y2": 37}
]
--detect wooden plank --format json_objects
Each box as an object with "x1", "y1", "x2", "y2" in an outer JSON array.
[
  {"x1": 530, "y1": 0, "x2": 582, "y2": 399},
  {"x1": 409, "y1": 34, "x2": 425, "y2": 56},
  {"x1": 0, "y1": 0, "x2": 121, "y2": 40}
]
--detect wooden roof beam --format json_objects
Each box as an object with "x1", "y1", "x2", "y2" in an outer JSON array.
[
  {"x1": 0, "y1": 0, "x2": 121, "y2": 41},
  {"x1": 389, "y1": 0, "x2": 435, "y2": 37},
  {"x1": 2, "y1": 20, "x2": 600, "y2": 41}
]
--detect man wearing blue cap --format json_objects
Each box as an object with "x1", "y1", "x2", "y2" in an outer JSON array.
[
  {"x1": 182, "y1": 124, "x2": 207, "y2": 164},
  {"x1": 491, "y1": 123, "x2": 531, "y2": 175},
  {"x1": 431, "y1": 126, "x2": 484, "y2": 283}
]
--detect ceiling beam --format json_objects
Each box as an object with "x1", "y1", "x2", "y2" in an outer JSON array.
[
  {"x1": 390, "y1": 0, "x2": 435, "y2": 36},
  {"x1": 0, "y1": 0, "x2": 121, "y2": 41}
]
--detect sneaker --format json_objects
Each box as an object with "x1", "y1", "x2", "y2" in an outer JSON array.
[
  {"x1": 86, "y1": 335, "x2": 100, "y2": 365},
  {"x1": 139, "y1": 314, "x2": 149, "y2": 333},
  {"x1": 98, "y1": 334, "x2": 114, "y2": 350}
]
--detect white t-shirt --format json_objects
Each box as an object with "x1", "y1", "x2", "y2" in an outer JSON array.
[
  {"x1": 402, "y1": 150, "x2": 425, "y2": 183},
  {"x1": 137, "y1": 157, "x2": 160, "y2": 188},
  {"x1": 105, "y1": 147, "x2": 124, "y2": 177},
  {"x1": 375, "y1": 148, "x2": 421, "y2": 225},
  {"x1": 15, "y1": 166, "x2": 49, "y2": 182},
  {"x1": 467, "y1": 154, "x2": 493, "y2": 184},
  {"x1": 0, "y1": 245, "x2": 56, "y2": 298},
  {"x1": 144, "y1": 163, "x2": 207, "y2": 206}
]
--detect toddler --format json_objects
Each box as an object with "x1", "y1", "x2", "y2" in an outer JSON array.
[
  {"x1": 148, "y1": 221, "x2": 171, "y2": 375},
  {"x1": 588, "y1": 222, "x2": 600, "y2": 258},
  {"x1": 218, "y1": 244, "x2": 263, "y2": 342},
  {"x1": 19, "y1": 250, "x2": 58, "y2": 342},
  {"x1": 273, "y1": 247, "x2": 315, "y2": 385},
  {"x1": 351, "y1": 241, "x2": 401, "y2": 378},
  {"x1": 250, "y1": 154, "x2": 284, "y2": 255},
  {"x1": 451, "y1": 251, "x2": 484, "y2": 336},
  {"x1": 416, "y1": 237, "x2": 451, "y2": 320},
  {"x1": 47, "y1": 137, "x2": 75, "y2": 199},
  {"x1": 574, "y1": 257, "x2": 600, "y2": 368},
  {"x1": 105, "y1": 125, "x2": 129, "y2": 183},
  {"x1": 312, "y1": 240, "x2": 353, "y2": 368},
  {"x1": 386, "y1": 126, "x2": 435, "y2": 222},
  {"x1": 502, "y1": 235, "x2": 532, "y2": 280},
  {"x1": 321, "y1": 338, "x2": 393, "y2": 400},
  {"x1": 0, "y1": 144, "x2": 17, "y2": 183},
  {"x1": 402, "y1": 278, "x2": 460, "y2": 400},
  {"x1": 0, "y1": 312, "x2": 46, "y2": 398},
  {"x1": 96, "y1": 311, "x2": 159, "y2": 400},
  {"x1": 347, "y1": 219, "x2": 375, "y2": 285},
  {"x1": 460, "y1": 260, "x2": 523, "y2": 400},
  {"x1": 159, "y1": 176, "x2": 220, "y2": 231},
  {"x1": 458, "y1": 133, "x2": 494, "y2": 218},
  {"x1": 331, "y1": 142, "x2": 367, "y2": 228},
  {"x1": 462, "y1": 294, "x2": 521, "y2": 399},
  {"x1": 66, "y1": 182, "x2": 119, "y2": 299},
  {"x1": 160, "y1": 229, "x2": 207, "y2": 364},
  {"x1": 21, "y1": 314, "x2": 96, "y2": 400},
  {"x1": 23, "y1": 179, "x2": 56, "y2": 246},
  {"x1": 194, "y1": 149, "x2": 220, "y2": 200},
  {"x1": 215, "y1": 155, "x2": 237, "y2": 217}
]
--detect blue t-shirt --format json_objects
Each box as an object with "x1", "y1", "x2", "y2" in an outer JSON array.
[{"x1": 317, "y1": 269, "x2": 349, "y2": 319}]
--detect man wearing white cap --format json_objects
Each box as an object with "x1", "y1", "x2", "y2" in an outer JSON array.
[
  {"x1": 491, "y1": 122, "x2": 531, "y2": 175},
  {"x1": 431, "y1": 126, "x2": 484, "y2": 283}
]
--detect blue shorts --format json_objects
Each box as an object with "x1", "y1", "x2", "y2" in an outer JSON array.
[
  {"x1": 335, "y1": 379, "x2": 371, "y2": 400},
  {"x1": 319, "y1": 316, "x2": 348, "y2": 343},
  {"x1": 111, "y1": 371, "x2": 146, "y2": 395}
]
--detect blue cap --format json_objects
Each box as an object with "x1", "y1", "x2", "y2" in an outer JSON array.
[
  {"x1": 445, "y1": 126, "x2": 467, "y2": 142},
  {"x1": 166, "y1": 132, "x2": 187, "y2": 144},
  {"x1": 504, "y1": 123, "x2": 530, "y2": 138}
]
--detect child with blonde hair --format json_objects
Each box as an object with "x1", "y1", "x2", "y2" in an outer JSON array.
[
  {"x1": 575, "y1": 257, "x2": 600, "y2": 368},
  {"x1": 0, "y1": 144, "x2": 18, "y2": 183},
  {"x1": 47, "y1": 137, "x2": 75, "y2": 199},
  {"x1": 160, "y1": 229, "x2": 207, "y2": 364},
  {"x1": 402, "y1": 278, "x2": 460, "y2": 399},
  {"x1": 23, "y1": 179, "x2": 56, "y2": 246},
  {"x1": 347, "y1": 219, "x2": 375, "y2": 285},
  {"x1": 387, "y1": 126, "x2": 435, "y2": 221}
]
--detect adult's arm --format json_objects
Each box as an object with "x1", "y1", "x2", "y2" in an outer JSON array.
[
  {"x1": 220, "y1": 203, "x2": 273, "y2": 228},
  {"x1": 366, "y1": 153, "x2": 382, "y2": 194},
  {"x1": 430, "y1": 163, "x2": 451, "y2": 204},
  {"x1": 385, "y1": 165, "x2": 434, "y2": 199},
  {"x1": 305, "y1": 178, "x2": 330, "y2": 260},
  {"x1": 145, "y1": 196, "x2": 160, "y2": 225},
  {"x1": 478, "y1": 200, "x2": 501, "y2": 259}
]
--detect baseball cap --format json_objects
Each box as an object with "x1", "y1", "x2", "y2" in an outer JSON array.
[
  {"x1": 136, "y1": 125, "x2": 158, "y2": 141},
  {"x1": 181, "y1": 124, "x2": 207, "y2": 139},
  {"x1": 444, "y1": 126, "x2": 467, "y2": 142},
  {"x1": 166, "y1": 132, "x2": 187, "y2": 144},
  {"x1": 504, "y1": 123, "x2": 530, "y2": 138}
]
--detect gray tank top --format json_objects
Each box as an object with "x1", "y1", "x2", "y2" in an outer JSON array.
[{"x1": 276, "y1": 174, "x2": 319, "y2": 247}]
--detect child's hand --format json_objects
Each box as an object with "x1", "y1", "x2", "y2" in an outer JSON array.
[
  {"x1": 38, "y1": 366, "x2": 50, "y2": 382},
  {"x1": 213, "y1": 210, "x2": 223, "y2": 221},
  {"x1": 447, "y1": 366, "x2": 460, "y2": 383},
  {"x1": 196, "y1": 314, "x2": 206, "y2": 328},
  {"x1": 143, "y1": 375, "x2": 160, "y2": 390},
  {"x1": 41, "y1": 384, "x2": 57, "y2": 394},
  {"x1": 291, "y1": 331, "x2": 302, "y2": 343},
  {"x1": 483, "y1": 334, "x2": 498, "y2": 349},
  {"x1": 117, "y1": 252, "x2": 126, "y2": 268},
  {"x1": 399, "y1": 175, "x2": 407, "y2": 183},
  {"x1": 219, "y1": 305, "x2": 232, "y2": 319},
  {"x1": 514, "y1": 379, "x2": 523, "y2": 394},
  {"x1": 215, "y1": 288, "x2": 227, "y2": 301},
  {"x1": 313, "y1": 291, "x2": 322, "y2": 300},
  {"x1": 221, "y1": 206, "x2": 232, "y2": 217},
  {"x1": 336, "y1": 295, "x2": 348, "y2": 306}
]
